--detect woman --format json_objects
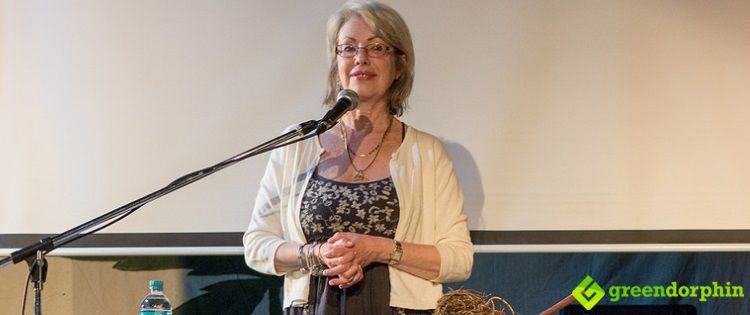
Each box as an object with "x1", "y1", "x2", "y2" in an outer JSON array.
[{"x1": 243, "y1": 1, "x2": 473, "y2": 313}]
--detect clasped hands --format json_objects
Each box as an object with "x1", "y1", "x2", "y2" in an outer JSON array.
[{"x1": 317, "y1": 232, "x2": 386, "y2": 289}]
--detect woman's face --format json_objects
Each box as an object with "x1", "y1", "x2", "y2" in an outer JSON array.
[{"x1": 336, "y1": 16, "x2": 398, "y2": 107}]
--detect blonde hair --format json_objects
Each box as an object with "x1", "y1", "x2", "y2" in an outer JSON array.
[{"x1": 324, "y1": 0, "x2": 414, "y2": 116}]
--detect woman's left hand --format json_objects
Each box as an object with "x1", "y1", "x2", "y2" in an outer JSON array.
[{"x1": 327, "y1": 232, "x2": 391, "y2": 268}]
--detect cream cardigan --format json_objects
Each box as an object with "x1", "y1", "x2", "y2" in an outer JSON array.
[{"x1": 243, "y1": 124, "x2": 473, "y2": 310}]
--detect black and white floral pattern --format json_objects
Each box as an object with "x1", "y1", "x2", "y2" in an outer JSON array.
[{"x1": 301, "y1": 174, "x2": 399, "y2": 240}]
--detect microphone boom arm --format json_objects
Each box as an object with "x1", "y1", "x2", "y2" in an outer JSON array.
[{"x1": 0, "y1": 119, "x2": 318, "y2": 269}]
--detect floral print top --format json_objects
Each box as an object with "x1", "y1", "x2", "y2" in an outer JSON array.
[{"x1": 300, "y1": 173, "x2": 400, "y2": 241}]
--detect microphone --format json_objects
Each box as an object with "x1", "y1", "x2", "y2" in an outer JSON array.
[{"x1": 316, "y1": 89, "x2": 359, "y2": 134}]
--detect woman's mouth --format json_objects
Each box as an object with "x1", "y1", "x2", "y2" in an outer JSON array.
[{"x1": 351, "y1": 71, "x2": 375, "y2": 80}]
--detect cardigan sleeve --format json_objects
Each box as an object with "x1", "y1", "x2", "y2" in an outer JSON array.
[
  {"x1": 431, "y1": 139, "x2": 474, "y2": 283},
  {"x1": 243, "y1": 147, "x2": 288, "y2": 276}
]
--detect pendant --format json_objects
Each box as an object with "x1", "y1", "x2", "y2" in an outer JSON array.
[{"x1": 353, "y1": 171, "x2": 365, "y2": 181}]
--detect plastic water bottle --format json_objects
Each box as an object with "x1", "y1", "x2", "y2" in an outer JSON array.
[{"x1": 139, "y1": 280, "x2": 173, "y2": 315}]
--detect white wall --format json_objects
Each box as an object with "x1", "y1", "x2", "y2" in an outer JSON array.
[{"x1": 2, "y1": 1, "x2": 749, "y2": 238}]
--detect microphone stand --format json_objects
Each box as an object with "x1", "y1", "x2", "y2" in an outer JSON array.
[{"x1": 0, "y1": 119, "x2": 320, "y2": 315}]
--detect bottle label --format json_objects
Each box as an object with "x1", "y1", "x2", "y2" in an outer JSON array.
[{"x1": 140, "y1": 312, "x2": 172, "y2": 315}]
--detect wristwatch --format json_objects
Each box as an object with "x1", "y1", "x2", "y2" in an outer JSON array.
[{"x1": 388, "y1": 240, "x2": 403, "y2": 266}]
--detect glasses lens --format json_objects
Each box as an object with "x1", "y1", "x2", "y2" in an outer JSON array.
[
  {"x1": 367, "y1": 43, "x2": 388, "y2": 57},
  {"x1": 337, "y1": 44, "x2": 356, "y2": 57}
]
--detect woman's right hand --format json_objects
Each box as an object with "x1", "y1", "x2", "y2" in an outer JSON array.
[
  {"x1": 319, "y1": 238, "x2": 363, "y2": 288},
  {"x1": 328, "y1": 261, "x2": 363, "y2": 288}
]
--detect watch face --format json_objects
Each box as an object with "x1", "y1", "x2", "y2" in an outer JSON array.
[
  {"x1": 389, "y1": 255, "x2": 401, "y2": 265},
  {"x1": 389, "y1": 241, "x2": 403, "y2": 265}
]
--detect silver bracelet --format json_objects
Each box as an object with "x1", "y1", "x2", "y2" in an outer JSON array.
[{"x1": 297, "y1": 244, "x2": 307, "y2": 272}]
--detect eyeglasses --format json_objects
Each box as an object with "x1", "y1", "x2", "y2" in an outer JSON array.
[{"x1": 335, "y1": 43, "x2": 395, "y2": 58}]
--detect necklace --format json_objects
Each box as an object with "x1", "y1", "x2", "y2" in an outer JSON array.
[
  {"x1": 339, "y1": 117, "x2": 393, "y2": 181},
  {"x1": 348, "y1": 140, "x2": 381, "y2": 157}
]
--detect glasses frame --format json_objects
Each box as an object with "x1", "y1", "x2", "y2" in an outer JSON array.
[{"x1": 335, "y1": 43, "x2": 396, "y2": 58}]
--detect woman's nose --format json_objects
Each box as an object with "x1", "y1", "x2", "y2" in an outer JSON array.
[{"x1": 354, "y1": 48, "x2": 370, "y2": 65}]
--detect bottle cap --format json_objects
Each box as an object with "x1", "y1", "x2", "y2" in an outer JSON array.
[{"x1": 149, "y1": 280, "x2": 164, "y2": 291}]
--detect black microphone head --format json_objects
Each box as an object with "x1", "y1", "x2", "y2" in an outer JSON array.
[
  {"x1": 337, "y1": 89, "x2": 359, "y2": 110},
  {"x1": 316, "y1": 89, "x2": 359, "y2": 135}
]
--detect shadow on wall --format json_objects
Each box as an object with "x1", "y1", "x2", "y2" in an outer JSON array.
[{"x1": 443, "y1": 141, "x2": 485, "y2": 230}]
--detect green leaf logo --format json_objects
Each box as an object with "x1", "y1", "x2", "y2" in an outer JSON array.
[{"x1": 572, "y1": 275, "x2": 605, "y2": 310}]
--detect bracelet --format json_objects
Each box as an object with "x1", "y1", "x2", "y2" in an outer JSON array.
[
  {"x1": 297, "y1": 242, "x2": 327, "y2": 275},
  {"x1": 314, "y1": 242, "x2": 325, "y2": 276},
  {"x1": 304, "y1": 244, "x2": 313, "y2": 272},
  {"x1": 315, "y1": 242, "x2": 324, "y2": 275},
  {"x1": 316, "y1": 242, "x2": 324, "y2": 265},
  {"x1": 312, "y1": 243, "x2": 320, "y2": 266},
  {"x1": 296, "y1": 245, "x2": 306, "y2": 272}
]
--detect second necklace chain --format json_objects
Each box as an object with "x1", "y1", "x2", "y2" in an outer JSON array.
[{"x1": 339, "y1": 117, "x2": 394, "y2": 182}]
